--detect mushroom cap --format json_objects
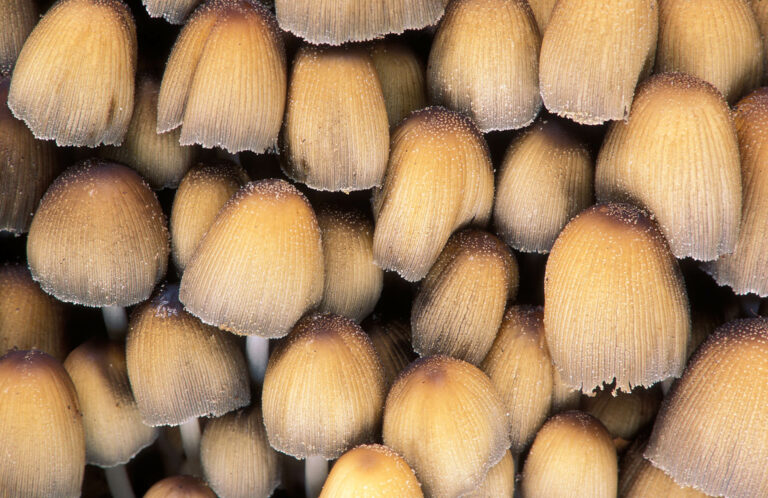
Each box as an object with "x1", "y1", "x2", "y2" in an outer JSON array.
[
  {"x1": 179, "y1": 178, "x2": 324, "y2": 338},
  {"x1": 369, "y1": 41, "x2": 427, "y2": 128},
  {"x1": 645, "y1": 318, "x2": 768, "y2": 498},
  {"x1": 262, "y1": 312, "x2": 386, "y2": 459},
  {"x1": 319, "y1": 444, "x2": 423, "y2": 498},
  {"x1": 144, "y1": 475, "x2": 216, "y2": 498},
  {"x1": 126, "y1": 283, "x2": 250, "y2": 426},
  {"x1": 64, "y1": 338, "x2": 158, "y2": 467},
  {"x1": 544, "y1": 202, "x2": 690, "y2": 393},
  {"x1": 0, "y1": 350, "x2": 85, "y2": 498},
  {"x1": 27, "y1": 159, "x2": 169, "y2": 307},
  {"x1": 382, "y1": 355, "x2": 510, "y2": 497}
]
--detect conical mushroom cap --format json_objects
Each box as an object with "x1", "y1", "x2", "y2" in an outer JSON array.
[
  {"x1": 200, "y1": 404, "x2": 281, "y2": 498},
  {"x1": 8, "y1": 0, "x2": 136, "y2": 146},
  {"x1": 645, "y1": 318, "x2": 768, "y2": 498},
  {"x1": 0, "y1": 76, "x2": 61, "y2": 234},
  {"x1": 656, "y1": 0, "x2": 763, "y2": 103},
  {"x1": 581, "y1": 385, "x2": 662, "y2": 442},
  {"x1": 382, "y1": 355, "x2": 510, "y2": 498},
  {"x1": 27, "y1": 159, "x2": 169, "y2": 307},
  {"x1": 372, "y1": 107, "x2": 494, "y2": 281},
  {"x1": 527, "y1": 0, "x2": 557, "y2": 34},
  {"x1": 595, "y1": 73, "x2": 742, "y2": 261},
  {"x1": 481, "y1": 305, "x2": 554, "y2": 453},
  {"x1": 703, "y1": 88, "x2": 768, "y2": 295},
  {"x1": 64, "y1": 339, "x2": 157, "y2": 467},
  {"x1": 275, "y1": 0, "x2": 449, "y2": 45},
  {"x1": 539, "y1": 0, "x2": 658, "y2": 124},
  {"x1": 544, "y1": 203, "x2": 690, "y2": 393},
  {"x1": 101, "y1": 75, "x2": 197, "y2": 190},
  {"x1": 0, "y1": 350, "x2": 85, "y2": 498},
  {"x1": 179, "y1": 179, "x2": 324, "y2": 338},
  {"x1": 363, "y1": 315, "x2": 416, "y2": 389},
  {"x1": 428, "y1": 0, "x2": 541, "y2": 132},
  {"x1": 142, "y1": 0, "x2": 201, "y2": 24},
  {"x1": 127, "y1": 283, "x2": 250, "y2": 426},
  {"x1": 144, "y1": 476, "x2": 216, "y2": 498},
  {"x1": 262, "y1": 312, "x2": 386, "y2": 459},
  {"x1": 170, "y1": 160, "x2": 249, "y2": 273},
  {"x1": 369, "y1": 41, "x2": 427, "y2": 128},
  {"x1": 282, "y1": 45, "x2": 390, "y2": 192},
  {"x1": 522, "y1": 411, "x2": 618, "y2": 498},
  {"x1": 620, "y1": 439, "x2": 712, "y2": 498},
  {"x1": 0, "y1": 263, "x2": 67, "y2": 360},
  {"x1": 157, "y1": 0, "x2": 286, "y2": 153},
  {"x1": 319, "y1": 444, "x2": 423, "y2": 498},
  {"x1": 317, "y1": 205, "x2": 383, "y2": 322},
  {"x1": 411, "y1": 229, "x2": 518, "y2": 365},
  {"x1": 493, "y1": 117, "x2": 593, "y2": 254}
]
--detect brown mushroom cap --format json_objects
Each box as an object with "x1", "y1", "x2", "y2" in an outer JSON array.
[
  {"x1": 179, "y1": 178, "x2": 324, "y2": 338},
  {"x1": 157, "y1": 0, "x2": 286, "y2": 153},
  {"x1": 544, "y1": 203, "x2": 690, "y2": 393},
  {"x1": 144, "y1": 475, "x2": 216, "y2": 498},
  {"x1": 262, "y1": 312, "x2": 386, "y2": 459},
  {"x1": 64, "y1": 339, "x2": 158, "y2": 467},
  {"x1": 645, "y1": 318, "x2": 768, "y2": 498},
  {"x1": 428, "y1": 0, "x2": 541, "y2": 132},
  {"x1": 7, "y1": 0, "x2": 137, "y2": 146},
  {"x1": 319, "y1": 444, "x2": 423, "y2": 498},
  {"x1": 27, "y1": 159, "x2": 169, "y2": 307},
  {"x1": 369, "y1": 41, "x2": 427, "y2": 128},
  {"x1": 382, "y1": 355, "x2": 510, "y2": 497},
  {"x1": 0, "y1": 350, "x2": 85, "y2": 498},
  {"x1": 363, "y1": 315, "x2": 416, "y2": 388},
  {"x1": 539, "y1": 0, "x2": 658, "y2": 124},
  {"x1": 126, "y1": 283, "x2": 250, "y2": 426}
]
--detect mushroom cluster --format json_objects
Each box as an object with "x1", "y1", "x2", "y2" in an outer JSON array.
[{"x1": 3, "y1": 0, "x2": 768, "y2": 497}]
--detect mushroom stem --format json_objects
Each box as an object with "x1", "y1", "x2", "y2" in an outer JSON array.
[
  {"x1": 246, "y1": 336, "x2": 269, "y2": 384},
  {"x1": 179, "y1": 418, "x2": 202, "y2": 468},
  {"x1": 104, "y1": 465, "x2": 135, "y2": 498},
  {"x1": 102, "y1": 306, "x2": 128, "y2": 340},
  {"x1": 305, "y1": 456, "x2": 328, "y2": 498}
]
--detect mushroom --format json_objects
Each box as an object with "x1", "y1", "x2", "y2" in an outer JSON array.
[
  {"x1": 428, "y1": 0, "x2": 541, "y2": 132},
  {"x1": 0, "y1": 76, "x2": 60, "y2": 234},
  {"x1": 8, "y1": 0, "x2": 136, "y2": 146},
  {"x1": 373, "y1": 107, "x2": 494, "y2": 281},
  {"x1": 362, "y1": 314, "x2": 416, "y2": 389},
  {"x1": 144, "y1": 476, "x2": 216, "y2": 498},
  {"x1": 179, "y1": 178, "x2": 324, "y2": 383},
  {"x1": 703, "y1": 88, "x2": 768, "y2": 296},
  {"x1": 282, "y1": 45, "x2": 389, "y2": 192},
  {"x1": 317, "y1": 205, "x2": 383, "y2": 322},
  {"x1": 0, "y1": 350, "x2": 85, "y2": 497},
  {"x1": 369, "y1": 41, "x2": 427, "y2": 129},
  {"x1": 544, "y1": 203, "x2": 690, "y2": 393},
  {"x1": 64, "y1": 339, "x2": 158, "y2": 498},
  {"x1": 319, "y1": 445, "x2": 423, "y2": 497},
  {"x1": 262, "y1": 312, "x2": 386, "y2": 497},
  {"x1": 596, "y1": 72, "x2": 742, "y2": 261},
  {"x1": 100, "y1": 75, "x2": 198, "y2": 190},
  {"x1": 656, "y1": 0, "x2": 763, "y2": 103},
  {"x1": 526, "y1": 0, "x2": 557, "y2": 34},
  {"x1": 522, "y1": 411, "x2": 617, "y2": 498},
  {"x1": 274, "y1": 0, "x2": 449, "y2": 45},
  {"x1": 382, "y1": 355, "x2": 510, "y2": 497},
  {"x1": 581, "y1": 385, "x2": 662, "y2": 452},
  {"x1": 0, "y1": 0, "x2": 35, "y2": 75},
  {"x1": 26, "y1": 159, "x2": 169, "y2": 339},
  {"x1": 200, "y1": 403, "x2": 281, "y2": 498},
  {"x1": 411, "y1": 229, "x2": 518, "y2": 364},
  {"x1": 0, "y1": 263, "x2": 67, "y2": 360},
  {"x1": 169, "y1": 160, "x2": 249, "y2": 274},
  {"x1": 644, "y1": 318, "x2": 768, "y2": 497},
  {"x1": 126, "y1": 283, "x2": 250, "y2": 469},
  {"x1": 493, "y1": 116, "x2": 593, "y2": 254},
  {"x1": 142, "y1": 0, "x2": 200, "y2": 24},
  {"x1": 157, "y1": 0, "x2": 286, "y2": 154},
  {"x1": 481, "y1": 305, "x2": 555, "y2": 454},
  {"x1": 539, "y1": 0, "x2": 658, "y2": 124}
]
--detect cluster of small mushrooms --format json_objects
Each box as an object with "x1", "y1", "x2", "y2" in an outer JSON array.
[{"x1": 2, "y1": 0, "x2": 768, "y2": 496}]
